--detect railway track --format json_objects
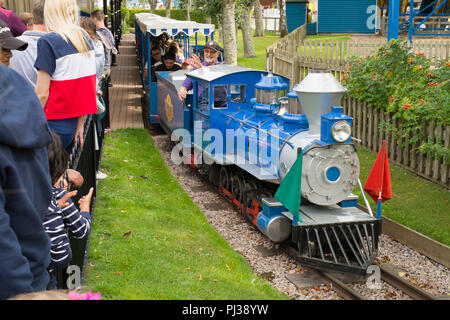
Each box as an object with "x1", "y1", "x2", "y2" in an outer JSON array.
[
  {"x1": 151, "y1": 133, "x2": 447, "y2": 301},
  {"x1": 280, "y1": 242, "x2": 438, "y2": 300}
]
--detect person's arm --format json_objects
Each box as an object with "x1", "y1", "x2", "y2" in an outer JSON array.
[
  {"x1": 67, "y1": 169, "x2": 84, "y2": 188},
  {"x1": 74, "y1": 115, "x2": 86, "y2": 147},
  {"x1": 43, "y1": 200, "x2": 72, "y2": 269},
  {"x1": 8, "y1": 11, "x2": 27, "y2": 37},
  {"x1": 35, "y1": 70, "x2": 50, "y2": 108},
  {"x1": 178, "y1": 75, "x2": 194, "y2": 101},
  {"x1": 56, "y1": 188, "x2": 93, "y2": 240},
  {"x1": 0, "y1": 186, "x2": 34, "y2": 299},
  {"x1": 34, "y1": 37, "x2": 55, "y2": 109}
]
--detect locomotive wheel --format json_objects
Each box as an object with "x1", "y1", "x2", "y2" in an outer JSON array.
[
  {"x1": 231, "y1": 174, "x2": 245, "y2": 204},
  {"x1": 219, "y1": 166, "x2": 231, "y2": 191},
  {"x1": 207, "y1": 164, "x2": 220, "y2": 187},
  {"x1": 242, "y1": 182, "x2": 262, "y2": 224}
]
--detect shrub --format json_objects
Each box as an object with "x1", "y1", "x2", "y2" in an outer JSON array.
[{"x1": 343, "y1": 40, "x2": 450, "y2": 164}]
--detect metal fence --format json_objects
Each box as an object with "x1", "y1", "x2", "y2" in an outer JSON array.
[{"x1": 54, "y1": 81, "x2": 110, "y2": 289}]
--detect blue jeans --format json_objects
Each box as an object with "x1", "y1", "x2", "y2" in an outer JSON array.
[{"x1": 47, "y1": 118, "x2": 78, "y2": 155}]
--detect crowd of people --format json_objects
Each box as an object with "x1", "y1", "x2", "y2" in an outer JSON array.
[
  {"x1": 0, "y1": 0, "x2": 226, "y2": 300},
  {"x1": 0, "y1": 0, "x2": 115, "y2": 299}
]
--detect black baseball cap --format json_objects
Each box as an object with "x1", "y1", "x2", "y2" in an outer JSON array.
[
  {"x1": 0, "y1": 20, "x2": 28, "y2": 51},
  {"x1": 204, "y1": 40, "x2": 222, "y2": 52}
]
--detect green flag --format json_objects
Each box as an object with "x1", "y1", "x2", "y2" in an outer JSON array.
[{"x1": 275, "y1": 150, "x2": 303, "y2": 221}]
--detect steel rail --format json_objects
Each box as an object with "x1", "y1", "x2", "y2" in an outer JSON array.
[
  {"x1": 312, "y1": 269, "x2": 366, "y2": 300},
  {"x1": 378, "y1": 264, "x2": 437, "y2": 300}
]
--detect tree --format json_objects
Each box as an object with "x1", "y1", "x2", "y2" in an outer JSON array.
[
  {"x1": 193, "y1": 0, "x2": 223, "y2": 41},
  {"x1": 148, "y1": 0, "x2": 157, "y2": 13},
  {"x1": 166, "y1": 0, "x2": 171, "y2": 17},
  {"x1": 279, "y1": 0, "x2": 288, "y2": 37},
  {"x1": 222, "y1": 0, "x2": 238, "y2": 64},
  {"x1": 237, "y1": 0, "x2": 255, "y2": 57},
  {"x1": 253, "y1": 0, "x2": 264, "y2": 37}
]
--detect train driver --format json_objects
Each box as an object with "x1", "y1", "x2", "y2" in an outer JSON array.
[{"x1": 177, "y1": 41, "x2": 225, "y2": 102}]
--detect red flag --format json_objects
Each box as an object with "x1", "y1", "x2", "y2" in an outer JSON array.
[{"x1": 364, "y1": 140, "x2": 392, "y2": 203}]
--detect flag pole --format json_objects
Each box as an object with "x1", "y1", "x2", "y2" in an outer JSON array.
[
  {"x1": 358, "y1": 178, "x2": 373, "y2": 217},
  {"x1": 376, "y1": 191, "x2": 383, "y2": 220}
]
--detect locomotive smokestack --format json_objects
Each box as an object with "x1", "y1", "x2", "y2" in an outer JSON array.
[{"x1": 293, "y1": 69, "x2": 347, "y2": 137}]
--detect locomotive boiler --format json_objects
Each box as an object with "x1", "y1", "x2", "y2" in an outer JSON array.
[{"x1": 153, "y1": 65, "x2": 380, "y2": 274}]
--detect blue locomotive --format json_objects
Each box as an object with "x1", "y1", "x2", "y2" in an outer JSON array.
[
  {"x1": 135, "y1": 14, "x2": 379, "y2": 275},
  {"x1": 152, "y1": 65, "x2": 380, "y2": 274}
]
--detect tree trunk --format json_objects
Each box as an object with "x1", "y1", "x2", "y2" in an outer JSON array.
[
  {"x1": 241, "y1": 7, "x2": 256, "y2": 57},
  {"x1": 222, "y1": 0, "x2": 237, "y2": 65},
  {"x1": 279, "y1": 0, "x2": 288, "y2": 37},
  {"x1": 218, "y1": 23, "x2": 223, "y2": 44},
  {"x1": 149, "y1": 0, "x2": 157, "y2": 13},
  {"x1": 253, "y1": 0, "x2": 264, "y2": 36},
  {"x1": 166, "y1": 0, "x2": 171, "y2": 17},
  {"x1": 186, "y1": 0, "x2": 191, "y2": 21}
]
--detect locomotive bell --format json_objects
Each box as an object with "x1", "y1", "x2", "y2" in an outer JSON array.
[{"x1": 293, "y1": 69, "x2": 347, "y2": 136}]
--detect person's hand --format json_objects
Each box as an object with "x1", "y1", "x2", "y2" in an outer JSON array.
[
  {"x1": 78, "y1": 187, "x2": 94, "y2": 213},
  {"x1": 190, "y1": 53, "x2": 202, "y2": 69},
  {"x1": 74, "y1": 116, "x2": 86, "y2": 147},
  {"x1": 56, "y1": 190, "x2": 77, "y2": 209},
  {"x1": 54, "y1": 175, "x2": 68, "y2": 190},
  {"x1": 67, "y1": 169, "x2": 84, "y2": 188},
  {"x1": 178, "y1": 86, "x2": 187, "y2": 101},
  {"x1": 74, "y1": 126, "x2": 84, "y2": 147}
]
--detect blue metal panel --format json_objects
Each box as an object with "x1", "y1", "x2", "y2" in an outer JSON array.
[
  {"x1": 307, "y1": 22, "x2": 317, "y2": 35},
  {"x1": 318, "y1": 0, "x2": 377, "y2": 33},
  {"x1": 286, "y1": 2, "x2": 307, "y2": 33}
]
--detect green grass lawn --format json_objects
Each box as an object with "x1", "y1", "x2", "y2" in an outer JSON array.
[
  {"x1": 84, "y1": 129, "x2": 288, "y2": 300},
  {"x1": 355, "y1": 146, "x2": 450, "y2": 245}
]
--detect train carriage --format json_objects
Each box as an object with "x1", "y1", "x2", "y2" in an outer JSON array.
[{"x1": 135, "y1": 13, "x2": 216, "y2": 126}]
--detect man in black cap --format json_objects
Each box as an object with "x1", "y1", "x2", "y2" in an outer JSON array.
[
  {"x1": 178, "y1": 40, "x2": 224, "y2": 101},
  {"x1": 0, "y1": 20, "x2": 28, "y2": 67}
]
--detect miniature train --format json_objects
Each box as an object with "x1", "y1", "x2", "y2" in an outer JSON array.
[{"x1": 135, "y1": 15, "x2": 380, "y2": 275}]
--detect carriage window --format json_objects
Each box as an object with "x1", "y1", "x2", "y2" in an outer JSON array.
[
  {"x1": 213, "y1": 85, "x2": 228, "y2": 109},
  {"x1": 196, "y1": 81, "x2": 210, "y2": 113},
  {"x1": 230, "y1": 84, "x2": 246, "y2": 103}
]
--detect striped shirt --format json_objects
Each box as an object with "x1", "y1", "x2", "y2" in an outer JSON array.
[
  {"x1": 43, "y1": 187, "x2": 91, "y2": 272},
  {"x1": 34, "y1": 31, "x2": 97, "y2": 120}
]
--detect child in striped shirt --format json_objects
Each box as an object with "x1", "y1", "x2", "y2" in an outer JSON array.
[{"x1": 44, "y1": 131, "x2": 93, "y2": 289}]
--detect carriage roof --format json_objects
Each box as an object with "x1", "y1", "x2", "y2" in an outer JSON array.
[
  {"x1": 186, "y1": 65, "x2": 266, "y2": 83},
  {"x1": 135, "y1": 13, "x2": 215, "y2": 37}
]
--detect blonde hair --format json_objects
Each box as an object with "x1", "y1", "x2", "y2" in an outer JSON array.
[
  {"x1": 44, "y1": 0, "x2": 90, "y2": 56},
  {"x1": 9, "y1": 290, "x2": 71, "y2": 300}
]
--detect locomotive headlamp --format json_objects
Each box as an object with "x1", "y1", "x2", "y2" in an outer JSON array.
[{"x1": 331, "y1": 120, "x2": 351, "y2": 142}]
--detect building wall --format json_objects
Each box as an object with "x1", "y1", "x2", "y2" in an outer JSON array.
[
  {"x1": 286, "y1": 2, "x2": 307, "y2": 33},
  {"x1": 318, "y1": 0, "x2": 377, "y2": 33}
]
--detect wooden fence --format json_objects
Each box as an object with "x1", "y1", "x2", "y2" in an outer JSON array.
[
  {"x1": 343, "y1": 97, "x2": 449, "y2": 188},
  {"x1": 267, "y1": 25, "x2": 450, "y2": 188}
]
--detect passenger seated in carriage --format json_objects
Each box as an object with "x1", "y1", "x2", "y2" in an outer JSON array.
[
  {"x1": 177, "y1": 40, "x2": 225, "y2": 101},
  {"x1": 153, "y1": 51, "x2": 182, "y2": 72}
]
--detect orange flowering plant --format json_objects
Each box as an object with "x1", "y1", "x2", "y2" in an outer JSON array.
[{"x1": 344, "y1": 40, "x2": 450, "y2": 163}]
